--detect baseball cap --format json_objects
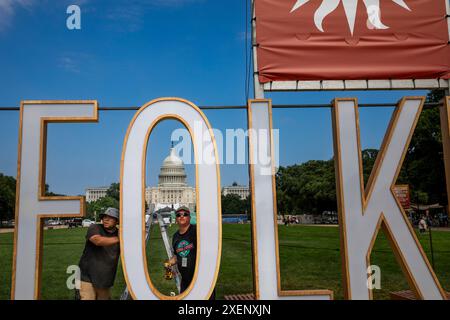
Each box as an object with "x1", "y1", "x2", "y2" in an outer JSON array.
[
  {"x1": 100, "y1": 207, "x2": 119, "y2": 221},
  {"x1": 175, "y1": 206, "x2": 190, "y2": 215}
]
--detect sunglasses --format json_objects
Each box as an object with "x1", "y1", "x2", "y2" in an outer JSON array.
[{"x1": 176, "y1": 212, "x2": 190, "y2": 218}]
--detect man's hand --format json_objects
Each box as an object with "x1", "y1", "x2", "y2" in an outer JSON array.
[
  {"x1": 168, "y1": 256, "x2": 177, "y2": 266},
  {"x1": 89, "y1": 235, "x2": 119, "y2": 247}
]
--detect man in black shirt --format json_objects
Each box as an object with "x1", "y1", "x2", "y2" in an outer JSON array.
[
  {"x1": 170, "y1": 206, "x2": 196, "y2": 294},
  {"x1": 78, "y1": 207, "x2": 120, "y2": 300}
]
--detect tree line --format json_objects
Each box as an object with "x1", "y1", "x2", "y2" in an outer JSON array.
[{"x1": 0, "y1": 175, "x2": 63, "y2": 222}]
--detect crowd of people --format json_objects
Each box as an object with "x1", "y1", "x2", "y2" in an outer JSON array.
[{"x1": 411, "y1": 209, "x2": 449, "y2": 233}]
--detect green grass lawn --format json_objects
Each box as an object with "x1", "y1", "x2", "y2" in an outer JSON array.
[{"x1": 0, "y1": 224, "x2": 448, "y2": 300}]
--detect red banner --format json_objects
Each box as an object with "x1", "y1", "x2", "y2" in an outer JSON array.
[
  {"x1": 255, "y1": 0, "x2": 450, "y2": 82},
  {"x1": 393, "y1": 185, "x2": 411, "y2": 210}
]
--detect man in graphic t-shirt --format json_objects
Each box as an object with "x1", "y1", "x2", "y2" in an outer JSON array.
[
  {"x1": 168, "y1": 206, "x2": 216, "y2": 299},
  {"x1": 169, "y1": 206, "x2": 196, "y2": 294}
]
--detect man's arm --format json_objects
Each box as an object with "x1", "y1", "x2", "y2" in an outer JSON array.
[{"x1": 89, "y1": 235, "x2": 119, "y2": 247}]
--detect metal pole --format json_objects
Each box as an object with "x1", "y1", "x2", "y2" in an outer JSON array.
[
  {"x1": 251, "y1": 0, "x2": 264, "y2": 99},
  {"x1": 157, "y1": 213, "x2": 182, "y2": 293},
  {"x1": 428, "y1": 223, "x2": 435, "y2": 269},
  {"x1": 0, "y1": 102, "x2": 444, "y2": 111}
]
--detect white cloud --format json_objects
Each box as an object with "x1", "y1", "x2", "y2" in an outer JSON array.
[
  {"x1": 0, "y1": 0, "x2": 35, "y2": 32},
  {"x1": 58, "y1": 52, "x2": 93, "y2": 74},
  {"x1": 58, "y1": 56, "x2": 80, "y2": 73}
]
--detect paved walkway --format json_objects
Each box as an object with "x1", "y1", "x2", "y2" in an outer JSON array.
[{"x1": 431, "y1": 227, "x2": 450, "y2": 232}]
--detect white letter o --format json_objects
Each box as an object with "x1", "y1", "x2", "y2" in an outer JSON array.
[{"x1": 120, "y1": 98, "x2": 221, "y2": 300}]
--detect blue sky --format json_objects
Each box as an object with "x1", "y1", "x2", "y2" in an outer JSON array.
[{"x1": 0, "y1": 0, "x2": 428, "y2": 195}]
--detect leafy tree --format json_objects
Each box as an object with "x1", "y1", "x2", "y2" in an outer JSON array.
[
  {"x1": 106, "y1": 182, "x2": 120, "y2": 201},
  {"x1": 0, "y1": 174, "x2": 16, "y2": 221},
  {"x1": 276, "y1": 149, "x2": 386, "y2": 215},
  {"x1": 244, "y1": 194, "x2": 252, "y2": 221},
  {"x1": 361, "y1": 149, "x2": 379, "y2": 186},
  {"x1": 0, "y1": 173, "x2": 64, "y2": 224},
  {"x1": 276, "y1": 160, "x2": 336, "y2": 215},
  {"x1": 221, "y1": 193, "x2": 249, "y2": 215},
  {"x1": 397, "y1": 89, "x2": 447, "y2": 206},
  {"x1": 44, "y1": 183, "x2": 64, "y2": 197},
  {"x1": 86, "y1": 196, "x2": 119, "y2": 221}
]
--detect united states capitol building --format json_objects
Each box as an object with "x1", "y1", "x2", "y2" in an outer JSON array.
[
  {"x1": 86, "y1": 147, "x2": 250, "y2": 213},
  {"x1": 145, "y1": 147, "x2": 196, "y2": 213}
]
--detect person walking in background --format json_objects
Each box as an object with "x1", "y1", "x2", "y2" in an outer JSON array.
[
  {"x1": 284, "y1": 215, "x2": 290, "y2": 226},
  {"x1": 418, "y1": 216, "x2": 427, "y2": 234}
]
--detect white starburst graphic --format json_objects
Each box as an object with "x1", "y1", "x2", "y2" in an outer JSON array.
[{"x1": 290, "y1": 0, "x2": 411, "y2": 35}]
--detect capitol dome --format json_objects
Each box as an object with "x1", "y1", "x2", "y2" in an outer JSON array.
[
  {"x1": 146, "y1": 146, "x2": 196, "y2": 213},
  {"x1": 158, "y1": 148, "x2": 187, "y2": 187},
  {"x1": 162, "y1": 147, "x2": 183, "y2": 167}
]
